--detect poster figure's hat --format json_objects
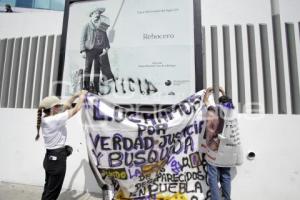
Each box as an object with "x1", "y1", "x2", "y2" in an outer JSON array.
[{"x1": 90, "y1": 7, "x2": 105, "y2": 17}]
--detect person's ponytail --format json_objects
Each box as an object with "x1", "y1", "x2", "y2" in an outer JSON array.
[{"x1": 35, "y1": 108, "x2": 43, "y2": 141}]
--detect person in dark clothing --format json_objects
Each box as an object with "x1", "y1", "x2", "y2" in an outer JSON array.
[
  {"x1": 80, "y1": 8, "x2": 114, "y2": 93},
  {"x1": 35, "y1": 91, "x2": 87, "y2": 200}
]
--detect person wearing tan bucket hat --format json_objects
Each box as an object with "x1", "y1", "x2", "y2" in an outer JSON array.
[{"x1": 35, "y1": 90, "x2": 87, "y2": 200}]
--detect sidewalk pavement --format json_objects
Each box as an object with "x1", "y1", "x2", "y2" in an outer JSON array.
[{"x1": 0, "y1": 182, "x2": 102, "y2": 200}]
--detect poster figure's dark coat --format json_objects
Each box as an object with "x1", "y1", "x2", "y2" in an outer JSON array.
[
  {"x1": 80, "y1": 21, "x2": 110, "y2": 52},
  {"x1": 80, "y1": 21, "x2": 114, "y2": 92}
]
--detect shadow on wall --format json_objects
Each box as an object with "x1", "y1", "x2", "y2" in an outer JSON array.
[{"x1": 58, "y1": 159, "x2": 102, "y2": 200}]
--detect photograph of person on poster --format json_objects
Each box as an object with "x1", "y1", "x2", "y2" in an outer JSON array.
[
  {"x1": 80, "y1": 7, "x2": 114, "y2": 93},
  {"x1": 205, "y1": 106, "x2": 225, "y2": 151},
  {"x1": 203, "y1": 87, "x2": 225, "y2": 152}
]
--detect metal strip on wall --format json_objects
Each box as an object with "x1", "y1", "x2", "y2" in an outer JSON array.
[
  {"x1": 272, "y1": 13, "x2": 287, "y2": 114},
  {"x1": 1, "y1": 38, "x2": 15, "y2": 108},
  {"x1": 211, "y1": 26, "x2": 220, "y2": 103},
  {"x1": 223, "y1": 25, "x2": 232, "y2": 97},
  {"x1": 32, "y1": 36, "x2": 46, "y2": 108},
  {"x1": 24, "y1": 36, "x2": 38, "y2": 108},
  {"x1": 51, "y1": 35, "x2": 61, "y2": 96},
  {"x1": 259, "y1": 24, "x2": 273, "y2": 114},
  {"x1": 0, "y1": 39, "x2": 7, "y2": 100},
  {"x1": 8, "y1": 37, "x2": 22, "y2": 108},
  {"x1": 247, "y1": 24, "x2": 259, "y2": 113},
  {"x1": 202, "y1": 26, "x2": 207, "y2": 89},
  {"x1": 235, "y1": 25, "x2": 246, "y2": 113},
  {"x1": 42, "y1": 35, "x2": 55, "y2": 99},
  {"x1": 16, "y1": 37, "x2": 30, "y2": 108},
  {"x1": 285, "y1": 23, "x2": 300, "y2": 114}
]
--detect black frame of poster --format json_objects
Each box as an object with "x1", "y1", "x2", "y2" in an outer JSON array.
[{"x1": 56, "y1": 0, "x2": 203, "y2": 109}]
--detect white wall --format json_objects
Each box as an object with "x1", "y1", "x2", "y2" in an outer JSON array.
[
  {"x1": 0, "y1": 10, "x2": 63, "y2": 38},
  {"x1": 1, "y1": 109, "x2": 300, "y2": 199},
  {"x1": 202, "y1": 0, "x2": 300, "y2": 25},
  {"x1": 280, "y1": 0, "x2": 300, "y2": 23},
  {"x1": 202, "y1": 0, "x2": 272, "y2": 25},
  {"x1": 0, "y1": 109, "x2": 101, "y2": 193},
  {"x1": 233, "y1": 114, "x2": 300, "y2": 199}
]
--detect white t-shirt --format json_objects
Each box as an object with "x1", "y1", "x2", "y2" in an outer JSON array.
[{"x1": 41, "y1": 111, "x2": 69, "y2": 149}]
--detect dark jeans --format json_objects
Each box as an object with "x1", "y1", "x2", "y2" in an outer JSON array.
[
  {"x1": 207, "y1": 163, "x2": 231, "y2": 200},
  {"x1": 41, "y1": 148, "x2": 67, "y2": 200},
  {"x1": 84, "y1": 48, "x2": 114, "y2": 92}
]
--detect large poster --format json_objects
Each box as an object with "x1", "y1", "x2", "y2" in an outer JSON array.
[
  {"x1": 60, "y1": 0, "x2": 199, "y2": 104},
  {"x1": 82, "y1": 91, "x2": 243, "y2": 200}
]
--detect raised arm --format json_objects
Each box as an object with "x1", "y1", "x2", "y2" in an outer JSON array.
[
  {"x1": 219, "y1": 86, "x2": 226, "y2": 96},
  {"x1": 63, "y1": 91, "x2": 82, "y2": 110},
  {"x1": 204, "y1": 87, "x2": 213, "y2": 106},
  {"x1": 67, "y1": 90, "x2": 88, "y2": 118}
]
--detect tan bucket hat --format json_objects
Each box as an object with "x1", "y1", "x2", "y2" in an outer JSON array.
[{"x1": 39, "y1": 96, "x2": 63, "y2": 109}]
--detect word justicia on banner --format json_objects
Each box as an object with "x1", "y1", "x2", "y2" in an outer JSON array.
[{"x1": 81, "y1": 90, "x2": 243, "y2": 200}]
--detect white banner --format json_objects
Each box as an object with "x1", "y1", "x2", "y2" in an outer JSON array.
[
  {"x1": 62, "y1": 0, "x2": 196, "y2": 104},
  {"x1": 81, "y1": 91, "x2": 243, "y2": 200}
]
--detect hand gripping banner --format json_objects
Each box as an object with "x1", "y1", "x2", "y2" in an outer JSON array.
[{"x1": 81, "y1": 90, "x2": 242, "y2": 200}]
